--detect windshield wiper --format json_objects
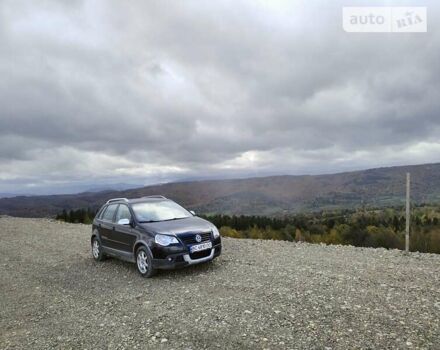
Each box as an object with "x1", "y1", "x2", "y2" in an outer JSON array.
[
  {"x1": 160, "y1": 217, "x2": 184, "y2": 222},
  {"x1": 139, "y1": 217, "x2": 189, "y2": 223}
]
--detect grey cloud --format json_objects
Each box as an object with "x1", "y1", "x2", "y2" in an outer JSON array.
[{"x1": 0, "y1": 0, "x2": 439, "y2": 193}]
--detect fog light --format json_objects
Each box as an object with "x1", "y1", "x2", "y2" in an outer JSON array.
[{"x1": 167, "y1": 257, "x2": 173, "y2": 261}]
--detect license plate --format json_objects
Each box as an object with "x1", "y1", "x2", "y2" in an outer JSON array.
[{"x1": 190, "y1": 241, "x2": 212, "y2": 253}]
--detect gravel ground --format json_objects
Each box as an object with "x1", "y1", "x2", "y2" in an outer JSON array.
[{"x1": 1, "y1": 217, "x2": 440, "y2": 350}]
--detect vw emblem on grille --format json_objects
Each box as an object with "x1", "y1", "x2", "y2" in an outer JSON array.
[{"x1": 195, "y1": 234, "x2": 202, "y2": 243}]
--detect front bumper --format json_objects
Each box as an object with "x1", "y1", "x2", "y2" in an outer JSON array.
[{"x1": 152, "y1": 242, "x2": 221, "y2": 270}]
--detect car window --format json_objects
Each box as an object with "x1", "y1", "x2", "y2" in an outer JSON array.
[
  {"x1": 97, "y1": 206, "x2": 107, "y2": 219},
  {"x1": 102, "y1": 204, "x2": 118, "y2": 222},
  {"x1": 115, "y1": 204, "x2": 132, "y2": 223},
  {"x1": 132, "y1": 200, "x2": 192, "y2": 222}
]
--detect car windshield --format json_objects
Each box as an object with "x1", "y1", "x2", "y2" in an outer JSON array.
[{"x1": 132, "y1": 200, "x2": 192, "y2": 222}]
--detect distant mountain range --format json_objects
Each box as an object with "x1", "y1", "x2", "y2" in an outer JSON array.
[
  {"x1": 1, "y1": 163, "x2": 440, "y2": 218},
  {"x1": 0, "y1": 193, "x2": 23, "y2": 199},
  {"x1": 0, "y1": 182, "x2": 144, "y2": 198},
  {"x1": 82, "y1": 183, "x2": 145, "y2": 193}
]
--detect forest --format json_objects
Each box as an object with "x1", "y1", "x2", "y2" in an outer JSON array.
[
  {"x1": 202, "y1": 205, "x2": 440, "y2": 254},
  {"x1": 56, "y1": 205, "x2": 440, "y2": 254},
  {"x1": 56, "y1": 208, "x2": 96, "y2": 225}
]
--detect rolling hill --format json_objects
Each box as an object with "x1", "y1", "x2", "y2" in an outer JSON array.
[{"x1": 1, "y1": 163, "x2": 440, "y2": 218}]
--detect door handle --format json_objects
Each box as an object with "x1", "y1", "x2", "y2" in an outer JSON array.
[{"x1": 112, "y1": 226, "x2": 115, "y2": 230}]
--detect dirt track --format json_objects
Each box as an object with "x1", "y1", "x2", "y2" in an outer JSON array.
[{"x1": 1, "y1": 216, "x2": 439, "y2": 349}]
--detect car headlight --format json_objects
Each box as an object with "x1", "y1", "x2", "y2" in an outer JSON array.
[
  {"x1": 155, "y1": 234, "x2": 179, "y2": 246},
  {"x1": 212, "y1": 226, "x2": 220, "y2": 239}
]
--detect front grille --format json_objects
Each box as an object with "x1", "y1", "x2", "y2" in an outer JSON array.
[
  {"x1": 190, "y1": 249, "x2": 211, "y2": 260},
  {"x1": 180, "y1": 232, "x2": 212, "y2": 245}
]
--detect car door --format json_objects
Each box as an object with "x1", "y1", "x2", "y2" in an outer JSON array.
[
  {"x1": 99, "y1": 204, "x2": 119, "y2": 249},
  {"x1": 113, "y1": 204, "x2": 137, "y2": 252}
]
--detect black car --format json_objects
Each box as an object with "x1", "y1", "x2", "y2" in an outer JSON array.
[{"x1": 91, "y1": 196, "x2": 222, "y2": 277}]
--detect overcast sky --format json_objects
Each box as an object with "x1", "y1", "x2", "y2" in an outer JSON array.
[{"x1": 1, "y1": 0, "x2": 439, "y2": 194}]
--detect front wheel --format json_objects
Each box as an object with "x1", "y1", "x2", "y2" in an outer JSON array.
[
  {"x1": 136, "y1": 246, "x2": 156, "y2": 278},
  {"x1": 91, "y1": 237, "x2": 106, "y2": 261}
]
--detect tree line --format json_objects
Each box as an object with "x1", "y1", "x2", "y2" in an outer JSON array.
[
  {"x1": 200, "y1": 205, "x2": 440, "y2": 254},
  {"x1": 56, "y1": 205, "x2": 440, "y2": 253},
  {"x1": 56, "y1": 208, "x2": 97, "y2": 225}
]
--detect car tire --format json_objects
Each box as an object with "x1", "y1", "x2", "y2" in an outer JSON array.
[
  {"x1": 91, "y1": 237, "x2": 106, "y2": 261},
  {"x1": 136, "y1": 246, "x2": 156, "y2": 278}
]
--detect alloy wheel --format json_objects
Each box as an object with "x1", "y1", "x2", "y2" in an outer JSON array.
[
  {"x1": 137, "y1": 250, "x2": 148, "y2": 274},
  {"x1": 92, "y1": 240, "x2": 100, "y2": 259}
]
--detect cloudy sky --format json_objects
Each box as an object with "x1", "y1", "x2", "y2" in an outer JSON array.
[{"x1": 0, "y1": 0, "x2": 439, "y2": 194}]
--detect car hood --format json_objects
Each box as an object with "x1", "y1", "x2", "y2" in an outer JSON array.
[{"x1": 138, "y1": 216, "x2": 214, "y2": 236}]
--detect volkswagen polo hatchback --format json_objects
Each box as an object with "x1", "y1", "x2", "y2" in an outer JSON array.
[{"x1": 91, "y1": 196, "x2": 222, "y2": 277}]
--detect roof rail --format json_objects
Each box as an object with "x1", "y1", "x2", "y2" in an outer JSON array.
[
  {"x1": 142, "y1": 195, "x2": 167, "y2": 199},
  {"x1": 106, "y1": 198, "x2": 129, "y2": 204}
]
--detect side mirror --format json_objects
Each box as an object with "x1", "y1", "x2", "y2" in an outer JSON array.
[
  {"x1": 190, "y1": 210, "x2": 196, "y2": 216},
  {"x1": 117, "y1": 218, "x2": 130, "y2": 225}
]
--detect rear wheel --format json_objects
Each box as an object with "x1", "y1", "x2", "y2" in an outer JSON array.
[
  {"x1": 136, "y1": 246, "x2": 156, "y2": 278},
  {"x1": 91, "y1": 237, "x2": 105, "y2": 261}
]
